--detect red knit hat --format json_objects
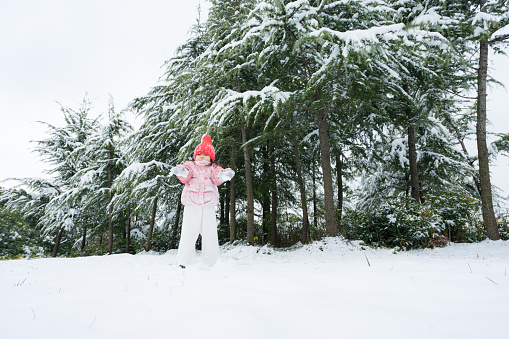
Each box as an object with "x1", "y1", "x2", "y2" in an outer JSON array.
[{"x1": 194, "y1": 134, "x2": 215, "y2": 161}]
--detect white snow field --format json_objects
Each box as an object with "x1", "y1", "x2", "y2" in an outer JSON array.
[{"x1": 1, "y1": 238, "x2": 508, "y2": 339}]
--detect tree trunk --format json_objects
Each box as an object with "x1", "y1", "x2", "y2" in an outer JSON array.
[
  {"x1": 262, "y1": 195, "x2": 270, "y2": 245},
  {"x1": 170, "y1": 202, "x2": 182, "y2": 249},
  {"x1": 312, "y1": 161, "x2": 318, "y2": 230},
  {"x1": 220, "y1": 191, "x2": 226, "y2": 225},
  {"x1": 52, "y1": 226, "x2": 64, "y2": 258},
  {"x1": 403, "y1": 83, "x2": 421, "y2": 203},
  {"x1": 477, "y1": 31, "x2": 500, "y2": 240},
  {"x1": 107, "y1": 203, "x2": 114, "y2": 254},
  {"x1": 225, "y1": 189, "x2": 230, "y2": 230},
  {"x1": 145, "y1": 197, "x2": 158, "y2": 251},
  {"x1": 241, "y1": 119, "x2": 255, "y2": 245},
  {"x1": 335, "y1": 150, "x2": 343, "y2": 224},
  {"x1": 122, "y1": 218, "x2": 126, "y2": 239},
  {"x1": 126, "y1": 208, "x2": 131, "y2": 253},
  {"x1": 271, "y1": 156, "x2": 278, "y2": 247},
  {"x1": 81, "y1": 226, "x2": 87, "y2": 252},
  {"x1": 316, "y1": 110, "x2": 337, "y2": 236},
  {"x1": 262, "y1": 144, "x2": 271, "y2": 245},
  {"x1": 107, "y1": 147, "x2": 114, "y2": 254},
  {"x1": 407, "y1": 124, "x2": 421, "y2": 203},
  {"x1": 229, "y1": 145, "x2": 237, "y2": 243},
  {"x1": 293, "y1": 130, "x2": 310, "y2": 244}
]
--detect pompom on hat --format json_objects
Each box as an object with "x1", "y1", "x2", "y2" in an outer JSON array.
[{"x1": 194, "y1": 134, "x2": 215, "y2": 161}]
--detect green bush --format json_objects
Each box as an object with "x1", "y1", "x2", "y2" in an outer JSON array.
[
  {"x1": 0, "y1": 206, "x2": 47, "y2": 259},
  {"x1": 342, "y1": 193, "x2": 483, "y2": 250},
  {"x1": 425, "y1": 193, "x2": 483, "y2": 242},
  {"x1": 497, "y1": 213, "x2": 509, "y2": 240}
]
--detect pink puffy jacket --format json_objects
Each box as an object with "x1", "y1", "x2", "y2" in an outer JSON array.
[{"x1": 177, "y1": 161, "x2": 228, "y2": 206}]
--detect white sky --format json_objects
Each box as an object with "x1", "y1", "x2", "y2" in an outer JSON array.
[
  {"x1": 0, "y1": 0, "x2": 508, "y2": 207},
  {"x1": 0, "y1": 0, "x2": 210, "y2": 180}
]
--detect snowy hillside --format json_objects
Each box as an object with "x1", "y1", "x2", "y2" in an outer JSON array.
[{"x1": 1, "y1": 238, "x2": 508, "y2": 339}]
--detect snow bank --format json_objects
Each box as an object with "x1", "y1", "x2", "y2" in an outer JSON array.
[{"x1": 1, "y1": 238, "x2": 508, "y2": 339}]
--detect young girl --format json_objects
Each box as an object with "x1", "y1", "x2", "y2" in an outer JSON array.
[{"x1": 171, "y1": 135, "x2": 234, "y2": 267}]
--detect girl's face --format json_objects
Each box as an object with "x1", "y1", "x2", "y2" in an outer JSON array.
[{"x1": 195, "y1": 154, "x2": 211, "y2": 162}]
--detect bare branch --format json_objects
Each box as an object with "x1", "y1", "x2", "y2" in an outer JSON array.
[{"x1": 437, "y1": 83, "x2": 477, "y2": 100}]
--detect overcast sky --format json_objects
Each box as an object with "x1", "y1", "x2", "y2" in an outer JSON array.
[
  {"x1": 0, "y1": 1, "x2": 508, "y2": 207},
  {"x1": 0, "y1": 0, "x2": 210, "y2": 180}
]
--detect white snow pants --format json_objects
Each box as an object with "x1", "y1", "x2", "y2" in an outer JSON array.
[{"x1": 176, "y1": 204, "x2": 219, "y2": 266}]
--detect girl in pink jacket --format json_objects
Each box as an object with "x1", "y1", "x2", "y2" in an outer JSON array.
[{"x1": 171, "y1": 135, "x2": 234, "y2": 267}]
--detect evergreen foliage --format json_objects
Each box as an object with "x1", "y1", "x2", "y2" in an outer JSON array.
[
  {"x1": 2, "y1": 0, "x2": 508, "y2": 257},
  {"x1": 0, "y1": 203, "x2": 47, "y2": 259}
]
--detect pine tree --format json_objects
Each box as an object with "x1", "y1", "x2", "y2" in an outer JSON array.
[
  {"x1": 70, "y1": 100, "x2": 133, "y2": 254},
  {"x1": 415, "y1": 0, "x2": 509, "y2": 239},
  {"x1": 33, "y1": 99, "x2": 99, "y2": 256}
]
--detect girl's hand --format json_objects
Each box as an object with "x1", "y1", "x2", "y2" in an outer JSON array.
[
  {"x1": 218, "y1": 169, "x2": 235, "y2": 181},
  {"x1": 171, "y1": 167, "x2": 189, "y2": 177}
]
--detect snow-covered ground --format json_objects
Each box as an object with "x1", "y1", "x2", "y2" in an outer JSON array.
[{"x1": 1, "y1": 238, "x2": 508, "y2": 339}]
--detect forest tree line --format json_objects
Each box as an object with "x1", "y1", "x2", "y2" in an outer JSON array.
[{"x1": 2, "y1": 0, "x2": 509, "y2": 258}]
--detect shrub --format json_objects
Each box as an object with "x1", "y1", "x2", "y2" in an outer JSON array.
[
  {"x1": 342, "y1": 193, "x2": 482, "y2": 250},
  {"x1": 0, "y1": 206, "x2": 48, "y2": 259},
  {"x1": 497, "y1": 212, "x2": 509, "y2": 240}
]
